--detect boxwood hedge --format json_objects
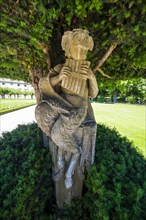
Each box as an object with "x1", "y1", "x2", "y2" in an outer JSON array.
[{"x1": 0, "y1": 123, "x2": 145, "y2": 219}]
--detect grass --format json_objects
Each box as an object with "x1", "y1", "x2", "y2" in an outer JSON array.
[
  {"x1": 92, "y1": 102, "x2": 146, "y2": 157},
  {"x1": 0, "y1": 99, "x2": 36, "y2": 115}
]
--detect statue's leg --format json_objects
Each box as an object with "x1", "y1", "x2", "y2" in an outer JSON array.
[
  {"x1": 57, "y1": 147, "x2": 64, "y2": 169},
  {"x1": 35, "y1": 102, "x2": 65, "y2": 171},
  {"x1": 65, "y1": 150, "x2": 80, "y2": 189},
  {"x1": 51, "y1": 107, "x2": 87, "y2": 188},
  {"x1": 51, "y1": 107, "x2": 87, "y2": 153}
]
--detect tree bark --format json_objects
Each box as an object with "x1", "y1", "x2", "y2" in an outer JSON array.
[
  {"x1": 29, "y1": 69, "x2": 42, "y2": 104},
  {"x1": 112, "y1": 90, "x2": 118, "y2": 103},
  {"x1": 28, "y1": 42, "x2": 51, "y2": 104}
]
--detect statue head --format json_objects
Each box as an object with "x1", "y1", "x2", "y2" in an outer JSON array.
[{"x1": 61, "y1": 29, "x2": 94, "y2": 60}]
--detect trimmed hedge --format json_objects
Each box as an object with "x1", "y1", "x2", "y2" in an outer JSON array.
[
  {"x1": 0, "y1": 103, "x2": 36, "y2": 115},
  {"x1": 0, "y1": 123, "x2": 145, "y2": 219},
  {"x1": 0, "y1": 124, "x2": 55, "y2": 220}
]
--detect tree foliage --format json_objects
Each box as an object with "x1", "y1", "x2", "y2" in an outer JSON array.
[
  {"x1": 0, "y1": 86, "x2": 34, "y2": 98},
  {"x1": 0, "y1": 123, "x2": 145, "y2": 219},
  {"x1": 0, "y1": 0, "x2": 146, "y2": 88},
  {"x1": 97, "y1": 77, "x2": 146, "y2": 103}
]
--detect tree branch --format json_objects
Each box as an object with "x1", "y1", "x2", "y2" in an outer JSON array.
[
  {"x1": 97, "y1": 68, "x2": 113, "y2": 79},
  {"x1": 93, "y1": 42, "x2": 118, "y2": 73}
]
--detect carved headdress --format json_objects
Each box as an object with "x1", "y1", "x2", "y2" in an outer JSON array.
[{"x1": 61, "y1": 29, "x2": 94, "y2": 58}]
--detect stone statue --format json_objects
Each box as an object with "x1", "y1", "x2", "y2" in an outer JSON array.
[{"x1": 35, "y1": 29, "x2": 98, "y2": 208}]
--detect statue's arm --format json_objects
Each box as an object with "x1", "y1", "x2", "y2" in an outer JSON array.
[
  {"x1": 49, "y1": 75, "x2": 62, "y2": 87},
  {"x1": 88, "y1": 70, "x2": 99, "y2": 98},
  {"x1": 48, "y1": 64, "x2": 71, "y2": 88}
]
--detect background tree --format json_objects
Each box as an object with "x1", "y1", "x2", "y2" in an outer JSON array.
[
  {"x1": 0, "y1": 87, "x2": 10, "y2": 99},
  {"x1": 23, "y1": 90, "x2": 31, "y2": 98},
  {"x1": 25, "y1": 90, "x2": 35, "y2": 99},
  {"x1": 125, "y1": 78, "x2": 146, "y2": 103},
  {"x1": 97, "y1": 77, "x2": 146, "y2": 103},
  {"x1": 12, "y1": 88, "x2": 22, "y2": 98},
  {"x1": 0, "y1": 0, "x2": 146, "y2": 103},
  {"x1": 8, "y1": 88, "x2": 15, "y2": 98}
]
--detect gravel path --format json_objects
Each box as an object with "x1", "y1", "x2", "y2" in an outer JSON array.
[{"x1": 0, "y1": 105, "x2": 36, "y2": 136}]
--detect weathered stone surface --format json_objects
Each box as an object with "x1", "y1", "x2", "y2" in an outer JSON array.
[{"x1": 35, "y1": 29, "x2": 98, "y2": 208}]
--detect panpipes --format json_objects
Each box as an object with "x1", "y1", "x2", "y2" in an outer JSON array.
[{"x1": 61, "y1": 59, "x2": 90, "y2": 97}]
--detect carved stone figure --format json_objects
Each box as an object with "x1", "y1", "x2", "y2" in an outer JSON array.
[{"x1": 35, "y1": 29, "x2": 98, "y2": 208}]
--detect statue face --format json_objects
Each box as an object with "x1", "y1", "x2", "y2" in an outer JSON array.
[{"x1": 70, "y1": 45, "x2": 87, "y2": 60}]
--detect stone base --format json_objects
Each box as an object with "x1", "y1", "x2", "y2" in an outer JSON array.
[{"x1": 55, "y1": 163, "x2": 84, "y2": 208}]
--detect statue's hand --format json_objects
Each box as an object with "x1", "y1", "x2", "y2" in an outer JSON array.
[
  {"x1": 80, "y1": 64, "x2": 89, "y2": 77},
  {"x1": 59, "y1": 66, "x2": 71, "y2": 80},
  {"x1": 80, "y1": 64, "x2": 94, "y2": 80},
  {"x1": 87, "y1": 69, "x2": 95, "y2": 80}
]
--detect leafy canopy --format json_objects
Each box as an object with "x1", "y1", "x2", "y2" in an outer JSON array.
[{"x1": 0, "y1": 0, "x2": 146, "y2": 82}]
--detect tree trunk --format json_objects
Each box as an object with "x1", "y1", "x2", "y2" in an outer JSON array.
[
  {"x1": 112, "y1": 90, "x2": 118, "y2": 103},
  {"x1": 29, "y1": 69, "x2": 42, "y2": 104}
]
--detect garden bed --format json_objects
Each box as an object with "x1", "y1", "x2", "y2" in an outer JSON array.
[{"x1": 0, "y1": 99, "x2": 36, "y2": 115}]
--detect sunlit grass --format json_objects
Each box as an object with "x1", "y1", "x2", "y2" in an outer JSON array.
[{"x1": 92, "y1": 102, "x2": 146, "y2": 157}]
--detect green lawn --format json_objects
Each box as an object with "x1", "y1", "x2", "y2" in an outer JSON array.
[
  {"x1": 0, "y1": 99, "x2": 36, "y2": 114},
  {"x1": 92, "y1": 102, "x2": 146, "y2": 157}
]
